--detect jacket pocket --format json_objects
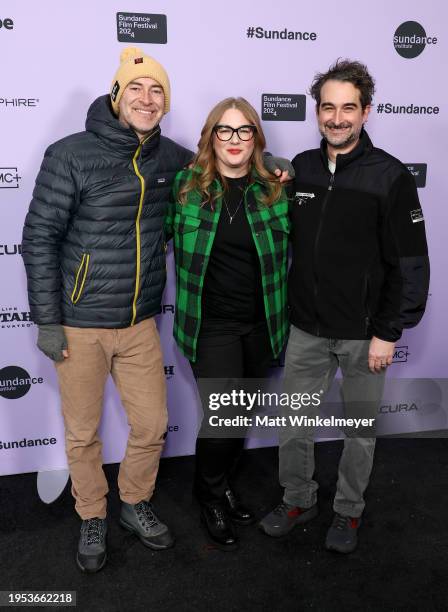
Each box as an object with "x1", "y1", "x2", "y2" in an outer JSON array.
[
  {"x1": 71, "y1": 253, "x2": 90, "y2": 304},
  {"x1": 173, "y1": 214, "x2": 202, "y2": 270},
  {"x1": 174, "y1": 213, "x2": 202, "y2": 233}
]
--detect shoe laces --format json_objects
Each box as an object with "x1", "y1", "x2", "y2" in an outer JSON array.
[
  {"x1": 135, "y1": 501, "x2": 158, "y2": 530},
  {"x1": 82, "y1": 518, "x2": 104, "y2": 545},
  {"x1": 210, "y1": 506, "x2": 226, "y2": 526},
  {"x1": 273, "y1": 502, "x2": 289, "y2": 516},
  {"x1": 333, "y1": 514, "x2": 351, "y2": 531}
]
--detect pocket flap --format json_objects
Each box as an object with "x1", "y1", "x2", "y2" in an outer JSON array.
[{"x1": 174, "y1": 214, "x2": 202, "y2": 233}]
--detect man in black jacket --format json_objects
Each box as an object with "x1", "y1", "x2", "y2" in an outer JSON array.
[
  {"x1": 259, "y1": 60, "x2": 429, "y2": 553},
  {"x1": 22, "y1": 47, "x2": 194, "y2": 573}
]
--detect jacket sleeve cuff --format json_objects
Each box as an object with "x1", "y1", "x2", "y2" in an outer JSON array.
[{"x1": 371, "y1": 321, "x2": 402, "y2": 343}]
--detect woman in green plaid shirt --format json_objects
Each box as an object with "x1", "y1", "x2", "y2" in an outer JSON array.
[{"x1": 166, "y1": 97, "x2": 289, "y2": 550}]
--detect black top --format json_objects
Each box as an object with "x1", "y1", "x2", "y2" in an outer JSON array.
[{"x1": 202, "y1": 175, "x2": 264, "y2": 322}]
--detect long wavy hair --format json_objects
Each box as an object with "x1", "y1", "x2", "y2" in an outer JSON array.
[{"x1": 178, "y1": 97, "x2": 282, "y2": 207}]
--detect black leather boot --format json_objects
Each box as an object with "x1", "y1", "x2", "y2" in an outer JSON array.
[
  {"x1": 224, "y1": 489, "x2": 255, "y2": 525},
  {"x1": 200, "y1": 504, "x2": 238, "y2": 551}
]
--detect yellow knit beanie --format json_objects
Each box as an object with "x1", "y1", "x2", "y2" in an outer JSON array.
[{"x1": 110, "y1": 47, "x2": 170, "y2": 115}]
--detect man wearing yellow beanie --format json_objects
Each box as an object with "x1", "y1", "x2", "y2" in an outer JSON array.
[
  {"x1": 111, "y1": 47, "x2": 170, "y2": 114},
  {"x1": 110, "y1": 47, "x2": 171, "y2": 139},
  {"x1": 22, "y1": 46, "x2": 292, "y2": 573},
  {"x1": 22, "y1": 47, "x2": 192, "y2": 574}
]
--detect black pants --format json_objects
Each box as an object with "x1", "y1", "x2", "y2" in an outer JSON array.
[{"x1": 190, "y1": 319, "x2": 272, "y2": 507}]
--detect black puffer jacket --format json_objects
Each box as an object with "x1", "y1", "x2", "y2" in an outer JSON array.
[{"x1": 22, "y1": 95, "x2": 192, "y2": 327}]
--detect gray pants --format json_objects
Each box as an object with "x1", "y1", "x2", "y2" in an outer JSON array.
[{"x1": 279, "y1": 325, "x2": 386, "y2": 518}]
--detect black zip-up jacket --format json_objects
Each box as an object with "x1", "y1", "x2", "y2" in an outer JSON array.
[
  {"x1": 22, "y1": 95, "x2": 192, "y2": 328},
  {"x1": 288, "y1": 130, "x2": 429, "y2": 342}
]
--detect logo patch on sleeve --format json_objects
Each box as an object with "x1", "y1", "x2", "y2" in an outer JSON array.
[{"x1": 410, "y1": 208, "x2": 424, "y2": 223}]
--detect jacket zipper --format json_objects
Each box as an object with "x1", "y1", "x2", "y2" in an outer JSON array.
[
  {"x1": 363, "y1": 275, "x2": 371, "y2": 335},
  {"x1": 313, "y1": 173, "x2": 334, "y2": 336},
  {"x1": 130, "y1": 131, "x2": 157, "y2": 326},
  {"x1": 71, "y1": 253, "x2": 90, "y2": 304}
]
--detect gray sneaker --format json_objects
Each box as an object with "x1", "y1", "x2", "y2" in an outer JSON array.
[
  {"x1": 76, "y1": 517, "x2": 107, "y2": 573},
  {"x1": 259, "y1": 501, "x2": 318, "y2": 537},
  {"x1": 120, "y1": 501, "x2": 174, "y2": 550},
  {"x1": 325, "y1": 513, "x2": 361, "y2": 553}
]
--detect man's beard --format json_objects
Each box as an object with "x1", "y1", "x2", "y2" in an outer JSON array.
[{"x1": 320, "y1": 122, "x2": 361, "y2": 149}]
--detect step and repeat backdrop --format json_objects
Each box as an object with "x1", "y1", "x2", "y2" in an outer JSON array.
[{"x1": 0, "y1": 0, "x2": 446, "y2": 477}]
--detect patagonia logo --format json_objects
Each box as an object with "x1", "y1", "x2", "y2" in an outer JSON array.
[
  {"x1": 157, "y1": 177, "x2": 166, "y2": 184},
  {"x1": 295, "y1": 191, "x2": 315, "y2": 205},
  {"x1": 111, "y1": 81, "x2": 120, "y2": 101},
  {"x1": 410, "y1": 208, "x2": 424, "y2": 223}
]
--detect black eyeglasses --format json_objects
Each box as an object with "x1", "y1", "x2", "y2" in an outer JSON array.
[{"x1": 213, "y1": 124, "x2": 257, "y2": 141}]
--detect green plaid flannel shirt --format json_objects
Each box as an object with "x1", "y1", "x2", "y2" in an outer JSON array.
[{"x1": 165, "y1": 167, "x2": 290, "y2": 362}]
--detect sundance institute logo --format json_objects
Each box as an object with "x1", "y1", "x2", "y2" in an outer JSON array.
[
  {"x1": 0, "y1": 366, "x2": 43, "y2": 399},
  {"x1": 394, "y1": 21, "x2": 437, "y2": 58}
]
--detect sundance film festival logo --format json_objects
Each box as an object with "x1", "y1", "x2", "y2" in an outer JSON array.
[
  {"x1": 394, "y1": 21, "x2": 437, "y2": 58},
  {"x1": 117, "y1": 12, "x2": 167, "y2": 44},
  {"x1": 0, "y1": 366, "x2": 44, "y2": 400},
  {"x1": 164, "y1": 365, "x2": 175, "y2": 380},
  {"x1": 262, "y1": 94, "x2": 306, "y2": 121},
  {"x1": 0, "y1": 17, "x2": 13, "y2": 30},
  {"x1": 406, "y1": 164, "x2": 427, "y2": 188},
  {"x1": 0, "y1": 167, "x2": 21, "y2": 188},
  {"x1": 0, "y1": 307, "x2": 34, "y2": 330}
]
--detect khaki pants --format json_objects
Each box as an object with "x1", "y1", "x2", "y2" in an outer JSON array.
[{"x1": 55, "y1": 318, "x2": 167, "y2": 519}]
